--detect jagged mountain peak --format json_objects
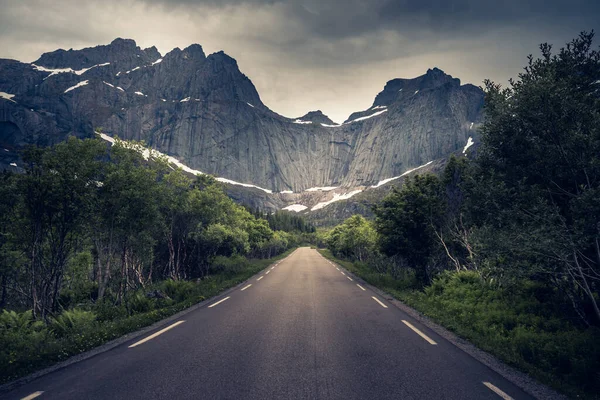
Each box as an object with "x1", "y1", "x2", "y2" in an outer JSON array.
[
  {"x1": 33, "y1": 37, "x2": 161, "y2": 69},
  {"x1": 296, "y1": 110, "x2": 336, "y2": 125}
]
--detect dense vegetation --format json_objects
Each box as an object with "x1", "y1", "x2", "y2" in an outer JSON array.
[
  {"x1": 0, "y1": 137, "x2": 307, "y2": 382},
  {"x1": 322, "y1": 32, "x2": 600, "y2": 398}
]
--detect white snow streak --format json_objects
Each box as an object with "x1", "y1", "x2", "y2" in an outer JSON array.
[
  {"x1": 311, "y1": 190, "x2": 363, "y2": 211},
  {"x1": 0, "y1": 92, "x2": 16, "y2": 103},
  {"x1": 246, "y1": 102, "x2": 255, "y2": 108},
  {"x1": 414, "y1": 90, "x2": 419, "y2": 95},
  {"x1": 215, "y1": 177, "x2": 273, "y2": 193},
  {"x1": 135, "y1": 91, "x2": 145, "y2": 96},
  {"x1": 32, "y1": 62, "x2": 110, "y2": 79},
  {"x1": 103, "y1": 81, "x2": 115, "y2": 88},
  {"x1": 64, "y1": 80, "x2": 89, "y2": 93},
  {"x1": 372, "y1": 161, "x2": 434, "y2": 188},
  {"x1": 469, "y1": 122, "x2": 474, "y2": 130},
  {"x1": 463, "y1": 137, "x2": 474, "y2": 154},
  {"x1": 180, "y1": 97, "x2": 191, "y2": 102},
  {"x1": 97, "y1": 132, "x2": 273, "y2": 194},
  {"x1": 117, "y1": 87, "x2": 125, "y2": 92},
  {"x1": 344, "y1": 109, "x2": 388, "y2": 124},
  {"x1": 9, "y1": 163, "x2": 17, "y2": 167},
  {"x1": 371, "y1": 105, "x2": 387, "y2": 110},
  {"x1": 126, "y1": 66, "x2": 141, "y2": 74},
  {"x1": 151, "y1": 58, "x2": 163, "y2": 65},
  {"x1": 293, "y1": 119, "x2": 313, "y2": 124},
  {"x1": 282, "y1": 204, "x2": 308, "y2": 212},
  {"x1": 321, "y1": 123, "x2": 341, "y2": 128},
  {"x1": 305, "y1": 186, "x2": 338, "y2": 192},
  {"x1": 280, "y1": 190, "x2": 293, "y2": 194}
]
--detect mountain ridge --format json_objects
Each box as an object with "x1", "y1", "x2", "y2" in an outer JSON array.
[{"x1": 0, "y1": 38, "x2": 483, "y2": 199}]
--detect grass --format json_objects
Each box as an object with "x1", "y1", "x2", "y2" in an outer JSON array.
[
  {"x1": 0, "y1": 249, "x2": 295, "y2": 385},
  {"x1": 318, "y1": 249, "x2": 600, "y2": 400}
]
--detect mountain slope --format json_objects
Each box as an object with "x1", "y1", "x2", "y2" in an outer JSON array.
[{"x1": 0, "y1": 38, "x2": 483, "y2": 199}]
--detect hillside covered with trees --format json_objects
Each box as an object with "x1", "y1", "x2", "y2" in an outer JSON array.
[
  {"x1": 321, "y1": 32, "x2": 600, "y2": 398},
  {"x1": 0, "y1": 137, "x2": 310, "y2": 382}
]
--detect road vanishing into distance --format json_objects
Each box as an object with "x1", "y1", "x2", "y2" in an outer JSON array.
[{"x1": 7, "y1": 248, "x2": 533, "y2": 400}]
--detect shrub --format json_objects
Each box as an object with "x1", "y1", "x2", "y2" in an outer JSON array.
[{"x1": 50, "y1": 309, "x2": 97, "y2": 337}]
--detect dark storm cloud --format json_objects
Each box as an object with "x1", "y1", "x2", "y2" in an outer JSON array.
[
  {"x1": 0, "y1": 0, "x2": 598, "y2": 122},
  {"x1": 138, "y1": 0, "x2": 600, "y2": 39}
]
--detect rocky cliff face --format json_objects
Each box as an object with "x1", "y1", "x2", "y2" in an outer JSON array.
[{"x1": 0, "y1": 39, "x2": 483, "y2": 197}]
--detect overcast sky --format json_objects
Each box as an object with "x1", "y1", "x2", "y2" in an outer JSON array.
[{"x1": 0, "y1": 0, "x2": 598, "y2": 123}]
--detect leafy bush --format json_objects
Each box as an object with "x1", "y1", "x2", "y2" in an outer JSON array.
[
  {"x1": 161, "y1": 279, "x2": 198, "y2": 303},
  {"x1": 50, "y1": 309, "x2": 97, "y2": 337},
  {"x1": 211, "y1": 255, "x2": 249, "y2": 277}
]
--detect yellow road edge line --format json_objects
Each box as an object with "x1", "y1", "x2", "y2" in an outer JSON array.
[
  {"x1": 483, "y1": 382, "x2": 514, "y2": 400},
  {"x1": 129, "y1": 321, "x2": 186, "y2": 348},
  {"x1": 371, "y1": 296, "x2": 388, "y2": 309},
  {"x1": 208, "y1": 296, "x2": 231, "y2": 309},
  {"x1": 401, "y1": 320, "x2": 437, "y2": 345}
]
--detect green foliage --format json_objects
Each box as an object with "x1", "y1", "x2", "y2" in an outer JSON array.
[
  {"x1": 319, "y1": 32, "x2": 600, "y2": 398},
  {"x1": 374, "y1": 174, "x2": 445, "y2": 285},
  {"x1": 49, "y1": 309, "x2": 97, "y2": 337},
  {"x1": 325, "y1": 215, "x2": 378, "y2": 262}
]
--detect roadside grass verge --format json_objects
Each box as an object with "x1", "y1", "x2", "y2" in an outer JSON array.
[
  {"x1": 0, "y1": 249, "x2": 295, "y2": 385},
  {"x1": 318, "y1": 249, "x2": 600, "y2": 400}
]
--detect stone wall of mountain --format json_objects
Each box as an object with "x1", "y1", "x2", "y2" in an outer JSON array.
[{"x1": 0, "y1": 38, "x2": 484, "y2": 192}]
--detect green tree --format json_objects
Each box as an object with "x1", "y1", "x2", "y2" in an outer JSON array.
[{"x1": 374, "y1": 174, "x2": 445, "y2": 286}]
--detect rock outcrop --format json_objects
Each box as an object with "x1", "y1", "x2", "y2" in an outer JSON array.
[{"x1": 0, "y1": 39, "x2": 484, "y2": 197}]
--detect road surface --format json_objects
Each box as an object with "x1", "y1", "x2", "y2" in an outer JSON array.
[{"x1": 7, "y1": 247, "x2": 533, "y2": 400}]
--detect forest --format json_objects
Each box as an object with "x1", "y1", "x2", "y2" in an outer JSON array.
[
  {"x1": 321, "y1": 32, "x2": 600, "y2": 398},
  {"x1": 0, "y1": 136, "x2": 314, "y2": 382}
]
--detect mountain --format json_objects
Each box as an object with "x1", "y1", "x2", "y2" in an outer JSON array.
[{"x1": 0, "y1": 38, "x2": 483, "y2": 213}]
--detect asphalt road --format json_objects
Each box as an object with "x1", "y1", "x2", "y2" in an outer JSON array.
[{"x1": 6, "y1": 247, "x2": 534, "y2": 400}]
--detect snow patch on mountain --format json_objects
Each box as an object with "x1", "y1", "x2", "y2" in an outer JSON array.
[
  {"x1": 64, "y1": 80, "x2": 89, "y2": 93},
  {"x1": 97, "y1": 132, "x2": 273, "y2": 194},
  {"x1": 372, "y1": 161, "x2": 434, "y2": 188},
  {"x1": 32, "y1": 62, "x2": 110, "y2": 79},
  {"x1": 463, "y1": 137, "x2": 474, "y2": 154},
  {"x1": 246, "y1": 102, "x2": 255, "y2": 108},
  {"x1": 180, "y1": 97, "x2": 191, "y2": 102},
  {"x1": 311, "y1": 190, "x2": 363, "y2": 211},
  {"x1": 321, "y1": 123, "x2": 341, "y2": 128},
  {"x1": 151, "y1": 58, "x2": 163, "y2": 65},
  {"x1": 283, "y1": 204, "x2": 308, "y2": 212},
  {"x1": 135, "y1": 91, "x2": 145, "y2": 96},
  {"x1": 103, "y1": 81, "x2": 115, "y2": 88},
  {"x1": 305, "y1": 186, "x2": 338, "y2": 192},
  {"x1": 0, "y1": 92, "x2": 16, "y2": 103},
  {"x1": 280, "y1": 190, "x2": 293, "y2": 194},
  {"x1": 293, "y1": 119, "x2": 312, "y2": 125},
  {"x1": 345, "y1": 109, "x2": 388, "y2": 124}
]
